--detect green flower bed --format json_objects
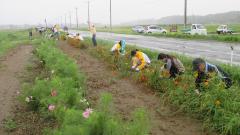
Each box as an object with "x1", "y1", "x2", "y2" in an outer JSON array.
[
  {"x1": 82, "y1": 38, "x2": 240, "y2": 135},
  {"x1": 22, "y1": 39, "x2": 150, "y2": 135}
]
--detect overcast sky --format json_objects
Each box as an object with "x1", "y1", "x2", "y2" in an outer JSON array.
[{"x1": 0, "y1": 0, "x2": 239, "y2": 25}]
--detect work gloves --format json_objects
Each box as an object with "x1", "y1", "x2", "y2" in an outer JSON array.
[{"x1": 131, "y1": 66, "x2": 140, "y2": 72}]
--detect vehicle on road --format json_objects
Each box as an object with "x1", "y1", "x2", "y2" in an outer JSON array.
[
  {"x1": 217, "y1": 25, "x2": 233, "y2": 34},
  {"x1": 183, "y1": 24, "x2": 207, "y2": 35},
  {"x1": 144, "y1": 25, "x2": 167, "y2": 34},
  {"x1": 36, "y1": 26, "x2": 46, "y2": 32},
  {"x1": 132, "y1": 26, "x2": 145, "y2": 33}
]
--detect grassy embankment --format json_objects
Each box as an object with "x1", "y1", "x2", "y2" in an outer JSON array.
[{"x1": 0, "y1": 30, "x2": 32, "y2": 57}]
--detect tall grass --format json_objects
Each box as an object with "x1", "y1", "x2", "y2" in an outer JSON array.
[{"x1": 0, "y1": 30, "x2": 32, "y2": 57}]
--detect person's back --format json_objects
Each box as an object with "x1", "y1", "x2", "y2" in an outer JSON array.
[
  {"x1": 192, "y1": 58, "x2": 232, "y2": 90},
  {"x1": 111, "y1": 40, "x2": 126, "y2": 55},
  {"x1": 111, "y1": 43, "x2": 121, "y2": 52},
  {"x1": 131, "y1": 50, "x2": 151, "y2": 72},
  {"x1": 90, "y1": 26, "x2": 96, "y2": 35},
  {"x1": 172, "y1": 58, "x2": 185, "y2": 73},
  {"x1": 158, "y1": 53, "x2": 185, "y2": 78},
  {"x1": 142, "y1": 52, "x2": 151, "y2": 64},
  {"x1": 119, "y1": 40, "x2": 126, "y2": 55}
]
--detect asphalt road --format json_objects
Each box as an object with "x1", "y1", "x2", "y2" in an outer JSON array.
[{"x1": 72, "y1": 30, "x2": 240, "y2": 65}]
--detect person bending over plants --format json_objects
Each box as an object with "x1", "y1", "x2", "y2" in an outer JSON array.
[
  {"x1": 110, "y1": 39, "x2": 126, "y2": 55},
  {"x1": 131, "y1": 49, "x2": 151, "y2": 72},
  {"x1": 75, "y1": 33, "x2": 84, "y2": 41},
  {"x1": 158, "y1": 53, "x2": 185, "y2": 78},
  {"x1": 192, "y1": 58, "x2": 232, "y2": 94}
]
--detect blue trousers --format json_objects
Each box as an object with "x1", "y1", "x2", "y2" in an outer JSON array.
[{"x1": 92, "y1": 34, "x2": 97, "y2": 46}]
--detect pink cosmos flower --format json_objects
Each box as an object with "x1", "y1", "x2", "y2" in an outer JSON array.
[
  {"x1": 82, "y1": 108, "x2": 93, "y2": 119},
  {"x1": 48, "y1": 104, "x2": 55, "y2": 111},
  {"x1": 82, "y1": 111, "x2": 90, "y2": 118},
  {"x1": 86, "y1": 108, "x2": 93, "y2": 113}
]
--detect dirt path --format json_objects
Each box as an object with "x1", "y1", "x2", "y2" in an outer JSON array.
[
  {"x1": 0, "y1": 45, "x2": 33, "y2": 134},
  {"x1": 59, "y1": 42, "x2": 214, "y2": 135}
]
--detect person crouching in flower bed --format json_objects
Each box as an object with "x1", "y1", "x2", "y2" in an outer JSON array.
[
  {"x1": 192, "y1": 58, "x2": 232, "y2": 94},
  {"x1": 158, "y1": 53, "x2": 185, "y2": 78},
  {"x1": 75, "y1": 33, "x2": 84, "y2": 41},
  {"x1": 131, "y1": 49, "x2": 151, "y2": 72},
  {"x1": 110, "y1": 39, "x2": 126, "y2": 55}
]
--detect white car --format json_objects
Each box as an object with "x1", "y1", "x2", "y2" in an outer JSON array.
[
  {"x1": 145, "y1": 25, "x2": 167, "y2": 34},
  {"x1": 189, "y1": 24, "x2": 207, "y2": 35},
  {"x1": 132, "y1": 26, "x2": 145, "y2": 33}
]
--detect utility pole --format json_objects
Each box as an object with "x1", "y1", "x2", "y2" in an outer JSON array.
[
  {"x1": 184, "y1": 0, "x2": 187, "y2": 28},
  {"x1": 88, "y1": 1, "x2": 90, "y2": 29},
  {"x1": 61, "y1": 16, "x2": 63, "y2": 26},
  {"x1": 110, "y1": 0, "x2": 112, "y2": 31},
  {"x1": 58, "y1": 17, "x2": 61, "y2": 25},
  {"x1": 65, "y1": 14, "x2": 67, "y2": 26},
  {"x1": 44, "y1": 18, "x2": 48, "y2": 28},
  {"x1": 75, "y1": 8, "x2": 79, "y2": 29},
  {"x1": 69, "y1": 12, "x2": 72, "y2": 28}
]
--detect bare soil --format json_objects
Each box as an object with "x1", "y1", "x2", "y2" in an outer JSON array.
[
  {"x1": 0, "y1": 45, "x2": 56, "y2": 135},
  {"x1": 0, "y1": 45, "x2": 33, "y2": 134},
  {"x1": 59, "y1": 42, "x2": 215, "y2": 135}
]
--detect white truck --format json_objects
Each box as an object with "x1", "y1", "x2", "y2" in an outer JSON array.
[
  {"x1": 183, "y1": 24, "x2": 207, "y2": 35},
  {"x1": 216, "y1": 25, "x2": 233, "y2": 34}
]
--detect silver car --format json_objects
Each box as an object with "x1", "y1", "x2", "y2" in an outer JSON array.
[
  {"x1": 145, "y1": 25, "x2": 167, "y2": 34},
  {"x1": 132, "y1": 26, "x2": 145, "y2": 33}
]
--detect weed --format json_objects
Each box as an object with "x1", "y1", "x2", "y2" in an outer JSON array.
[{"x1": 3, "y1": 117, "x2": 17, "y2": 132}]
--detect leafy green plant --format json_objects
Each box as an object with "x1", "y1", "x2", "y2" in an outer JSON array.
[
  {"x1": 51, "y1": 93, "x2": 149, "y2": 135},
  {"x1": 3, "y1": 117, "x2": 17, "y2": 132}
]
